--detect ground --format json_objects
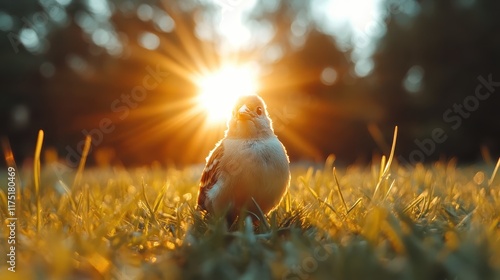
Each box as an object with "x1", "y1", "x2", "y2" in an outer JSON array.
[{"x1": 0, "y1": 154, "x2": 500, "y2": 279}]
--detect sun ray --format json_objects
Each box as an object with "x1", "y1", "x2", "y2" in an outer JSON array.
[
  {"x1": 194, "y1": 63, "x2": 260, "y2": 122},
  {"x1": 278, "y1": 127, "x2": 323, "y2": 161},
  {"x1": 74, "y1": 3, "x2": 333, "y2": 165}
]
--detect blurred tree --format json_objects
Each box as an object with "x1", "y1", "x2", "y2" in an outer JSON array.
[
  {"x1": 1, "y1": 0, "x2": 499, "y2": 167},
  {"x1": 371, "y1": 0, "x2": 500, "y2": 162},
  {"x1": 1, "y1": 0, "x2": 213, "y2": 165},
  {"x1": 0, "y1": 0, "x2": 50, "y2": 162},
  {"x1": 249, "y1": 0, "x2": 383, "y2": 162}
]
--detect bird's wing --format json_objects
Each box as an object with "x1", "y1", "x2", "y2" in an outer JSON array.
[{"x1": 197, "y1": 140, "x2": 224, "y2": 210}]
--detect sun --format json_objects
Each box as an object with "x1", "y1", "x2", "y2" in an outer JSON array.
[{"x1": 196, "y1": 64, "x2": 259, "y2": 122}]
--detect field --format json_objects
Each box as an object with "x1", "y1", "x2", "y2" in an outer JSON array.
[{"x1": 1, "y1": 135, "x2": 500, "y2": 280}]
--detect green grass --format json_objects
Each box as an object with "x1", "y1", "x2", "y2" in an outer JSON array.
[{"x1": 1, "y1": 132, "x2": 500, "y2": 279}]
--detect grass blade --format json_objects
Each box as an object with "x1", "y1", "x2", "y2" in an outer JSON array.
[
  {"x1": 347, "y1": 198, "x2": 363, "y2": 215},
  {"x1": 455, "y1": 208, "x2": 476, "y2": 229},
  {"x1": 379, "y1": 155, "x2": 386, "y2": 181},
  {"x1": 383, "y1": 180, "x2": 396, "y2": 201},
  {"x1": 141, "y1": 180, "x2": 160, "y2": 226},
  {"x1": 333, "y1": 167, "x2": 348, "y2": 215},
  {"x1": 403, "y1": 193, "x2": 425, "y2": 213},
  {"x1": 488, "y1": 157, "x2": 500, "y2": 187},
  {"x1": 251, "y1": 197, "x2": 270, "y2": 231},
  {"x1": 58, "y1": 180, "x2": 77, "y2": 211},
  {"x1": 153, "y1": 183, "x2": 167, "y2": 214},
  {"x1": 303, "y1": 177, "x2": 339, "y2": 216},
  {"x1": 72, "y1": 135, "x2": 91, "y2": 189},
  {"x1": 373, "y1": 126, "x2": 398, "y2": 200},
  {"x1": 34, "y1": 130, "x2": 44, "y2": 232},
  {"x1": 382, "y1": 126, "x2": 398, "y2": 178},
  {"x1": 303, "y1": 176, "x2": 319, "y2": 200},
  {"x1": 1, "y1": 138, "x2": 21, "y2": 215},
  {"x1": 285, "y1": 190, "x2": 291, "y2": 213}
]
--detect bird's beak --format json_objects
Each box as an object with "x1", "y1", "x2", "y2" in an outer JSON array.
[{"x1": 237, "y1": 104, "x2": 251, "y2": 120}]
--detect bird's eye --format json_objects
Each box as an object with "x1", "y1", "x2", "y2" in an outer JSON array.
[{"x1": 256, "y1": 106, "x2": 263, "y2": 115}]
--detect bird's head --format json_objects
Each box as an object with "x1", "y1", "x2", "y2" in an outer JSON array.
[{"x1": 226, "y1": 95, "x2": 274, "y2": 139}]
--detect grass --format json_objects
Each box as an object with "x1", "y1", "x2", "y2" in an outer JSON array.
[{"x1": 1, "y1": 130, "x2": 500, "y2": 280}]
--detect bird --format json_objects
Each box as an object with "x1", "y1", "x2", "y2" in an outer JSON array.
[{"x1": 197, "y1": 94, "x2": 290, "y2": 223}]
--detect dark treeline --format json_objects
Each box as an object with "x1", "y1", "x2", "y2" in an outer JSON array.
[{"x1": 1, "y1": 0, "x2": 499, "y2": 167}]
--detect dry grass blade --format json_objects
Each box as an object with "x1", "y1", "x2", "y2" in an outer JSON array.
[
  {"x1": 456, "y1": 208, "x2": 476, "y2": 229},
  {"x1": 141, "y1": 180, "x2": 160, "y2": 226},
  {"x1": 1, "y1": 137, "x2": 16, "y2": 166},
  {"x1": 306, "y1": 184, "x2": 319, "y2": 200},
  {"x1": 347, "y1": 198, "x2": 363, "y2": 214},
  {"x1": 83, "y1": 184, "x2": 90, "y2": 232},
  {"x1": 153, "y1": 183, "x2": 168, "y2": 214},
  {"x1": 303, "y1": 177, "x2": 339, "y2": 216},
  {"x1": 379, "y1": 155, "x2": 386, "y2": 181},
  {"x1": 1, "y1": 138, "x2": 21, "y2": 213},
  {"x1": 382, "y1": 126, "x2": 398, "y2": 177},
  {"x1": 58, "y1": 179, "x2": 77, "y2": 210},
  {"x1": 403, "y1": 193, "x2": 425, "y2": 213},
  {"x1": 284, "y1": 190, "x2": 291, "y2": 213},
  {"x1": 251, "y1": 197, "x2": 270, "y2": 231},
  {"x1": 383, "y1": 180, "x2": 396, "y2": 201},
  {"x1": 72, "y1": 135, "x2": 91, "y2": 189},
  {"x1": 302, "y1": 176, "x2": 319, "y2": 200},
  {"x1": 373, "y1": 126, "x2": 398, "y2": 200},
  {"x1": 0, "y1": 190, "x2": 7, "y2": 217},
  {"x1": 34, "y1": 130, "x2": 44, "y2": 232},
  {"x1": 333, "y1": 167, "x2": 348, "y2": 214},
  {"x1": 423, "y1": 183, "x2": 435, "y2": 215},
  {"x1": 488, "y1": 158, "x2": 500, "y2": 187},
  {"x1": 321, "y1": 197, "x2": 339, "y2": 216}
]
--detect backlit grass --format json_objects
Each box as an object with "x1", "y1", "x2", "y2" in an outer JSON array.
[{"x1": 1, "y1": 130, "x2": 500, "y2": 279}]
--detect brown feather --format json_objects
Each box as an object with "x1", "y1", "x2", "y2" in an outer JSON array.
[{"x1": 197, "y1": 140, "x2": 224, "y2": 211}]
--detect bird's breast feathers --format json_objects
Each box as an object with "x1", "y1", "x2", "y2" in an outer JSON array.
[
  {"x1": 202, "y1": 136, "x2": 290, "y2": 214},
  {"x1": 221, "y1": 137, "x2": 289, "y2": 181}
]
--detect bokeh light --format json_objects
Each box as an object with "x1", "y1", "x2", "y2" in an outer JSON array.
[{"x1": 1, "y1": 0, "x2": 499, "y2": 166}]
